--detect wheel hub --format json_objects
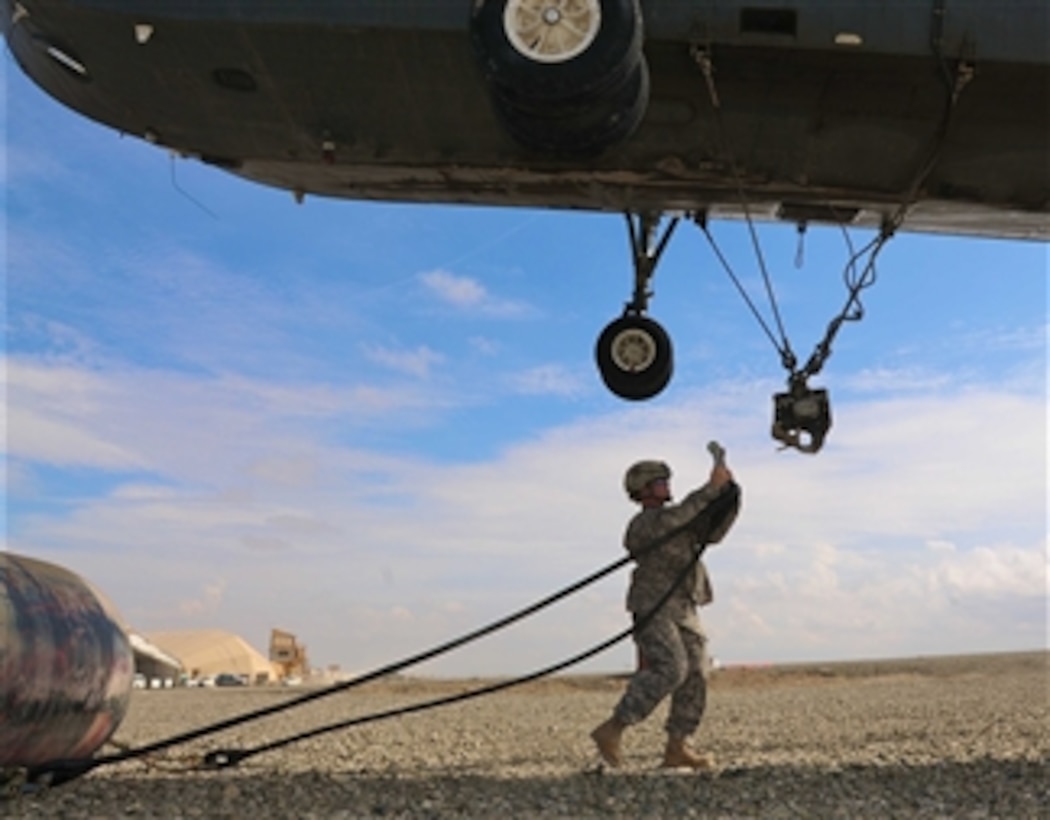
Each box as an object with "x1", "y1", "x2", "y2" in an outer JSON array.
[
  {"x1": 503, "y1": 0, "x2": 602, "y2": 64},
  {"x1": 610, "y1": 327, "x2": 656, "y2": 372}
]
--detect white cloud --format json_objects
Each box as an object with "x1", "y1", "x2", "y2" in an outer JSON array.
[
  {"x1": 419, "y1": 269, "x2": 531, "y2": 317},
  {"x1": 844, "y1": 366, "x2": 956, "y2": 393},
  {"x1": 179, "y1": 580, "x2": 227, "y2": 617},
  {"x1": 2, "y1": 142, "x2": 69, "y2": 189},
  {"x1": 419, "y1": 269, "x2": 485, "y2": 307},
  {"x1": 6, "y1": 351, "x2": 1046, "y2": 675},
  {"x1": 933, "y1": 542, "x2": 1046, "y2": 598},
  {"x1": 469, "y1": 336, "x2": 501, "y2": 356},
  {"x1": 508, "y1": 364, "x2": 587, "y2": 397},
  {"x1": 951, "y1": 323, "x2": 1048, "y2": 355},
  {"x1": 8, "y1": 410, "x2": 144, "y2": 469},
  {"x1": 389, "y1": 606, "x2": 414, "y2": 623},
  {"x1": 9, "y1": 316, "x2": 102, "y2": 363},
  {"x1": 710, "y1": 534, "x2": 1047, "y2": 663},
  {"x1": 5, "y1": 355, "x2": 443, "y2": 479},
  {"x1": 4, "y1": 361, "x2": 145, "y2": 469},
  {"x1": 363, "y1": 344, "x2": 445, "y2": 378}
]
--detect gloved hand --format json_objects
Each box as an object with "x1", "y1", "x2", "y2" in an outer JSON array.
[{"x1": 706, "y1": 441, "x2": 733, "y2": 489}]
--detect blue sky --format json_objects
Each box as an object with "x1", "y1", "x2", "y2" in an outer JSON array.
[{"x1": 4, "y1": 56, "x2": 1047, "y2": 677}]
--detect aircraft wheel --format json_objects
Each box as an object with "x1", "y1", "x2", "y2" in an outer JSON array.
[
  {"x1": 471, "y1": 0, "x2": 642, "y2": 107},
  {"x1": 489, "y1": 59, "x2": 648, "y2": 156},
  {"x1": 595, "y1": 314, "x2": 673, "y2": 401}
]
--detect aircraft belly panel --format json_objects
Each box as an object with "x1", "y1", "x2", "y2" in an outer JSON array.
[
  {"x1": 643, "y1": 0, "x2": 1048, "y2": 65},
  {"x1": 5, "y1": 1, "x2": 1048, "y2": 238},
  {"x1": 55, "y1": 0, "x2": 469, "y2": 29},
  {"x1": 55, "y1": 1, "x2": 1050, "y2": 64}
]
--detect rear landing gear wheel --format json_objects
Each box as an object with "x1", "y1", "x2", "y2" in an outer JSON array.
[
  {"x1": 471, "y1": 0, "x2": 643, "y2": 106},
  {"x1": 596, "y1": 314, "x2": 673, "y2": 400},
  {"x1": 504, "y1": 0, "x2": 603, "y2": 64},
  {"x1": 489, "y1": 60, "x2": 649, "y2": 156},
  {"x1": 471, "y1": 0, "x2": 647, "y2": 155}
]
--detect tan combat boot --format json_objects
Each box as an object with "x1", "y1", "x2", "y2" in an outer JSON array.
[
  {"x1": 590, "y1": 717, "x2": 625, "y2": 767},
  {"x1": 662, "y1": 735, "x2": 715, "y2": 770}
]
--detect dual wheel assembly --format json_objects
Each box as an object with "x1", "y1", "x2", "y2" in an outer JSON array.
[{"x1": 470, "y1": 0, "x2": 649, "y2": 156}]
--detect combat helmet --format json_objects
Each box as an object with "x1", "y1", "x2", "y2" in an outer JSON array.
[{"x1": 623, "y1": 460, "x2": 671, "y2": 500}]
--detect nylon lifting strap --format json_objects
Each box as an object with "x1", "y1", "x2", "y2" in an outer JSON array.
[
  {"x1": 24, "y1": 483, "x2": 741, "y2": 789},
  {"x1": 204, "y1": 485, "x2": 741, "y2": 771}
]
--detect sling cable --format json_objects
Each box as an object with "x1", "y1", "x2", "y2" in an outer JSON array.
[{"x1": 687, "y1": 5, "x2": 973, "y2": 454}]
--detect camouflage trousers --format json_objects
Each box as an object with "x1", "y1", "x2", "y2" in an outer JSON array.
[{"x1": 613, "y1": 615, "x2": 708, "y2": 738}]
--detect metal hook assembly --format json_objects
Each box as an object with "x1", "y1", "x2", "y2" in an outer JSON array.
[{"x1": 771, "y1": 377, "x2": 832, "y2": 454}]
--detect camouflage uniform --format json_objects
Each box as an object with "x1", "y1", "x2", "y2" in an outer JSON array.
[{"x1": 612, "y1": 481, "x2": 739, "y2": 738}]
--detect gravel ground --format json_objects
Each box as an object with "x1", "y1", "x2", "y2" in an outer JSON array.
[{"x1": 6, "y1": 651, "x2": 1047, "y2": 818}]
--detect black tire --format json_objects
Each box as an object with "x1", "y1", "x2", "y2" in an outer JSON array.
[
  {"x1": 471, "y1": 0, "x2": 642, "y2": 107},
  {"x1": 491, "y1": 59, "x2": 649, "y2": 156},
  {"x1": 595, "y1": 314, "x2": 674, "y2": 401}
]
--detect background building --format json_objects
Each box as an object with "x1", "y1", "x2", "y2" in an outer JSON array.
[
  {"x1": 269, "y1": 628, "x2": 309, "y2": 681},
  {"x1": 148, "y1": 629, "x2": 277, "y2": 684},
  {"x1": 129, "y1": 632, "x2": 183, "y2": 684}
]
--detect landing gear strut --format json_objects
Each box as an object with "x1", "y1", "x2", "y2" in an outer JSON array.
[{"x1": 595, "y1": 212, "x2": 678, "y2": 401}]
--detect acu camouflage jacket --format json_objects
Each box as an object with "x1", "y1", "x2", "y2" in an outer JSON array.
[{"x1": 624, "y1": 480, "x2": 741, "y2": 634}]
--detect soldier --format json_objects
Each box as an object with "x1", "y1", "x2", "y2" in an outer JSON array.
[{"x1": 590, "y1": 453, "x2": 740, "y2": 769}]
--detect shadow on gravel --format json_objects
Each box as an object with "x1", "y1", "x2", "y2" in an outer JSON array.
[{"x1": 6, "y1": 756, "x2": 1048, "y2": 818}]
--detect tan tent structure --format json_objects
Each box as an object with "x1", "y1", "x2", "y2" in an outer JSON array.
[{"x1": 148, "y1": 630, "x2": 277, "y2": 684}]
